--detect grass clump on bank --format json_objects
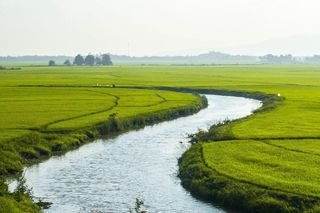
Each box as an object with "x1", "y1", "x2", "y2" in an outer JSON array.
[{"x1": 0, "y1": 176, "x2": 43, "y2": 213}]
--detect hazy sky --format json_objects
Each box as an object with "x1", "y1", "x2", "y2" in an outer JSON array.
[{"x1": 1, "y1": 0, "x2": 320, "y2": 56}]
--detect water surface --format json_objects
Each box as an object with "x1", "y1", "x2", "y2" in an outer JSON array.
[{"x1": 10, "y1": 95, "x2": 261, "y2": 212}]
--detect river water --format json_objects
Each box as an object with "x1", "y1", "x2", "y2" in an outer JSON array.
[{"x1": 10, "y1": 95, "x2": 261, "y2": 213}]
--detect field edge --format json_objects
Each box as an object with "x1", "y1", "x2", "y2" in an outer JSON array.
[
  {"x1": 178, "y1": 90, "x2": 320, "y2": 213},
  {"x1": 1, "y1": 92, "x2": 208, "y2": 213},
  {"x1": 178, "y1": 143, "x2": 320, "y2": 213}
]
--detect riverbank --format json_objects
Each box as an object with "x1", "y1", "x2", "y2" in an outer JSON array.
[
  {"x1": 179, "y1": 142, "x2": 320, "y2": 213},
  {"x1": 178, "y1": 91, "x2": 320, "y2": 212},
  {"x1": 1, "y1": 91, "x2": 207, "y2": 212},
  {"x1": 2, "y1": 65, "x2": 320, "y2": 212},
  {"x1": 8, "y1": 94, "x2": 260, "y2": 212}
]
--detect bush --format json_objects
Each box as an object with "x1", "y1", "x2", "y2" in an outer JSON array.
[{"x1": 188, "y1": 120, "x2": 234, "y2": 143}]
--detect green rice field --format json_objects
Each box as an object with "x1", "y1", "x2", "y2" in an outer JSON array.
[{"x1": 1, "y1": 65, "x2": 320, "y2": 212}]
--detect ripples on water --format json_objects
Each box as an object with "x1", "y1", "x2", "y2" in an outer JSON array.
[{"x1": 10, "y1": 95, "x2": 261, "y2": 213}]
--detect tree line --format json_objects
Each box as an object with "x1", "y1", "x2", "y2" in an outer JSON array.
[
  {"x1": 49, "y1": 54, "x2": 112, "y2": 66},
  {"x1": 259, "y1": 54, "x2": 294, "y2": 64}
]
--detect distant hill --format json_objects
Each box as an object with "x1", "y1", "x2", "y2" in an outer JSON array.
[
  {"x1": 221, "y1": 35, "x2": 320, "y2": 56},
  {"x1": 0, "y1": 52, "x2": 257, "y2": 65},
  {"x1": 110, "y1": 51, "x2": 258, "y2": 64},
  {"x1": 0, "y1": 55, "x2": 73, "y2": 64},
  {"x1": 1, "y1": 51, "x2": 320, "y2": 65}
]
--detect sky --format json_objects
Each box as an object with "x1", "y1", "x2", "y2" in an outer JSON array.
[{"x1": 1, "y1": 0, "x2": 320, "y2": 56}]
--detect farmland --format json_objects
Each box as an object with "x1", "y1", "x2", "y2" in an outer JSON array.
[
  {"x1": 203, "y1": 139, "x2": 320, "y2": 197},
  {"x1": 0, "y1": 66, "x2": 208, "y2": 212},
  {"x1": 0, "y1": 75, "x2": 204, "y2": 175},
  {"x1": 1, "y1": 65, "x2": 320, "y2": 212}
]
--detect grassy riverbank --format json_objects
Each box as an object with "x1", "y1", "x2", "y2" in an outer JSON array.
[
  {"x1": 1, "y1": 65, "x2": 320, "y2": 212},
  {"x1": 0, "y1": 87, "x2": 205, "y2": 175},
  {"x1": 172, "y1": 66, "x2": 320, "y2": 212},
  {"x1": 0, "y1": 66, "x2": 207, "y2": 212}
]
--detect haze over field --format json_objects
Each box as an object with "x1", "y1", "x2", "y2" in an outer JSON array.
[{"x1": 1, "y1": 0, "x2": 320, "y2": 56}]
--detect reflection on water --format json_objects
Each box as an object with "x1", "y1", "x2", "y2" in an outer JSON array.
[{"x1": 10, "y1": 95, "x2": 261, "y2": 213}]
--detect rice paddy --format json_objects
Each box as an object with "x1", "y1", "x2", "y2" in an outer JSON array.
[{"x1": 1, "y1": 65, "x2": 320, "y2": 212}]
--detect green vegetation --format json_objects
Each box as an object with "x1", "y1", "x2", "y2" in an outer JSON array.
[
  {"x1": 0, "y1": 176, "x2": 41, "y2": 213},
  {"x1": 48, "y1": 60, "x2": 56, "y2": 67},
  {"x1": 169, "y1": 66, "x2": 320, "y2": 212},
  {"x1": 72, "y1": 54, "x2": 112, "y2": 66},
  {"x1": 0, "y1": 66, "x2": 207, "y2": 212},
  {"x1": 0, "y1": 86, "x2": 204, "y2": 175},
  {"x1": 203, "y1": 140, "x2": 320, "y2": 197},
  {"x1": 1, "y1": 65, "x2": 320, "y2": 212},
  {"x1": 129, "y1": 198, "x2": 147, "y2": 213},
  {"x1": 179, "y1": 143, "x2": 320, "y2": 213}
]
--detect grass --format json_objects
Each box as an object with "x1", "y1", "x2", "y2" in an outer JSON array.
[
  {"x1": 169, "y1": 64, "x2": 320, "y2": 212},
  {"x1": 0, "y1": 85, "x2": 203, "y2": 175},
  {"x1": 0, "y1": 87, "x2": 197, "y2": 134},
  {"x1": 1, "y1": 65, "x2": 320, "y2": 212},
  {"x1": 0, "y1": 66, "x2": 208, "y2": 212},
  {"x1": 0, "y1": 194, "x2": 39, "y2": 213},
  {"x1": 230, "y1": 87, "x2": 320, "y2": 139},
  {"x1": 203, "y1": 140, "x2": 320, "y2": 197},
  {"x1": 179, "y1": 143, "x2": 320, "y2": 213}
]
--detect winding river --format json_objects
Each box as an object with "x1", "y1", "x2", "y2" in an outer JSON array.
[{"x1": 10, "y1": 95, "x2": 261, "y2": 213}]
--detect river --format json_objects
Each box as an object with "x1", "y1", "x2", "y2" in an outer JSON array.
[{"x1": 10, "y1": 95, "x2": 261, "y2": 213}]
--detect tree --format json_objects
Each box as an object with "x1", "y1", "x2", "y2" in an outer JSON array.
[
  {"x1": 48, "y1": 60, "x2": 56, "y2": 66},
  {"x1": 101, "y1": 54, "x2": 113, "y2": 65},
  {"x1": 73, "y1": 54, "x2": 84, "y2": 66},
  {"x1": 64, "y1": 59, "x2": 71, "y2": 66},
  {"x1": 85, "y1": 54, "x2": 95, "y2": 66},
  {"x1": 95, "y1": 56, "x2": 102, "y2": 66}
]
